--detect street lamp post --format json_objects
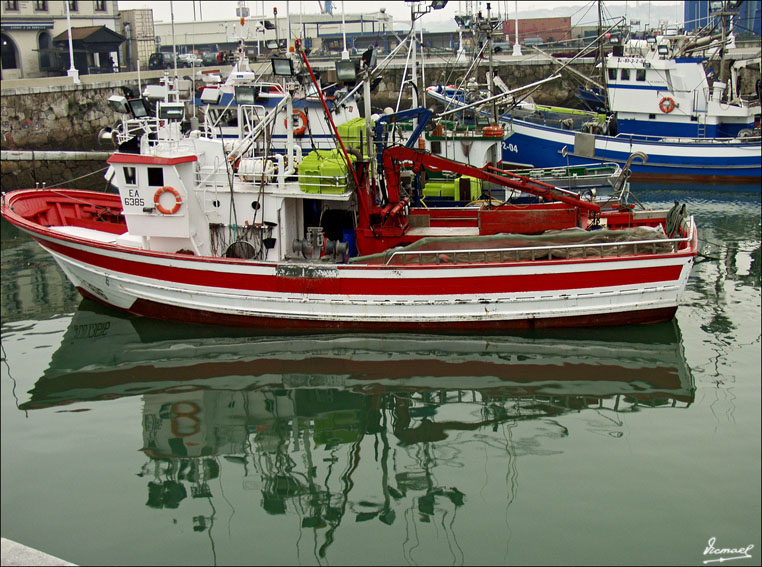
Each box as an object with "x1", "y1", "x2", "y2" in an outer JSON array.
[
  {"x1": 512, "y1": 0, "x2": 522, "y2": 56},
  {"x1": 64, "y1": 0, "x2": 80, "y2": 83},
  {"x1": 341, "y1": 0, "x2": 349, "y2": 59}
]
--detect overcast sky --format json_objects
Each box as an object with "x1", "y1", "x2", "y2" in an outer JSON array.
[{"x1": 117, "y1": 1, "x2": 684, "y2": 29}]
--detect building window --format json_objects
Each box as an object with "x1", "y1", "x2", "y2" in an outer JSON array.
[
  {"x1": 69, "y1": 0, "x2": 78, "y2": 11},
  {"x1": 35, "y1": 0, "x2": 48, "y2": 10},
  {"x1": 620, "y1": 68, "x2": 630, "y2": 81},
  {"x1": 94, "y1": 0, "x2": 106, "y2": 11},
  {"x1": 38, "y1": 32, "x2": 51, "y2": 70},
  {"x1": 4, "y1": 1, "x2": 19, "y2": 10}
]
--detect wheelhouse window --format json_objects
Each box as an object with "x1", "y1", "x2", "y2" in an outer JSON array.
[
  {"x1": 123, "y1": 167, "x2": 137, "y2": 185},
  {"x1": 69, "y1": 0, "x2": 78, "y2": 11},
  {"x1": 636, "y1": 69, "x2": 646, "y2": 81},
  {"x1": 94, "y1": 0, "x2": 106, "y2": 11},
  {"x1": 147, "y1": 167, "x2": 164, "y2": 187},
  {"x1": 35, "y1": 0, "x2": 48, "y2": 10},
  {"x1": 608, "y1": 68, "x2": 616, "y2": 81},
  {"x1": 620, "y1": 69, "x2": 630, "y2": 81},
  {"x1": 4, "y1": 1, "x2": 19, "y2": 10}
]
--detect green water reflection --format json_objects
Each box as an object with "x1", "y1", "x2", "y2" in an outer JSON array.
[
  {"x1": 8, "y1": 300, "x2": 697, "y2": 564},
  {"x1": 1, "y1": 187, "x2": 759, "y2": 565}
]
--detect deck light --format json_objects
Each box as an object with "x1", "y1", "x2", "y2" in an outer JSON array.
[
  {"x1": 108, "y1": 94, "x2": 129, "y2": 113},
  {"x1": 127, "y1": 99, "x2": 149, "y2": 118},
  {"x1": 235, "y1": 85, "x2": 257, "y2": 105},
  {"x1": 271, "y1": 57, "x2": 294, "y2": 76},
  {"x1": 335, "y1": 59, "x2": 357, "y2": 81}
]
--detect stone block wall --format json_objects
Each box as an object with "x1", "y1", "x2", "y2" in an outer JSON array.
[
  {"x1": 1, "y1": 158, "x2": 110, "y2": 192},
  {"x1": 1, "y1": 82, "x2": 139, "y2": 151}
]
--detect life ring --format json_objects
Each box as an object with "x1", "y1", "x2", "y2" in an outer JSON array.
[
  {"x1": 483, "y1": 125, "x2": 504, "y2": 137},
  {"x1": 153, "y1": 186, "x2": 183, "y2": 215},
  {"x1": 659, "y1": 96, "x2": 676, "y2": 113},
  {"x1": 285, "y1": 109, "x2": 308, "y2": 136}
]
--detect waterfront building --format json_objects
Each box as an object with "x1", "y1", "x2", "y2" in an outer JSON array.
[{"x1": 0, "y1": 0, "x2": 123, "y2": 79}]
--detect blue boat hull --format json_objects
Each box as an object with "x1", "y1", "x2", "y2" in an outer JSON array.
[{"x1": 504, "y1": 119, "x2": 761, "y2": 183}]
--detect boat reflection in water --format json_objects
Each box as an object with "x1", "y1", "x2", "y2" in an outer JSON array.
[{"x1": 21, "y1": 300, "x2": 695, "y2": 558}]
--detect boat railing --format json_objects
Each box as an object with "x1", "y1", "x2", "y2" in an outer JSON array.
[
  {"x1": 115, "y1": 116, "x2": 160, "y2": 146},
  {"x1": 611, "y1": 132, "x2": 761, "y2": 144},
  {"x1": 383, "y1": 217, "x2": 695, "y2": 266}
]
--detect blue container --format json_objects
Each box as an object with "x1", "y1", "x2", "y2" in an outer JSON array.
[{"x1": 342, "y1": 229, "x2": 357, "y2": 257}]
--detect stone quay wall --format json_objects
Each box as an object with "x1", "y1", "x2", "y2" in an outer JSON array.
[
  {"x1": 1, "y1": 151, "x2": 112, "y2": 192},
  {"x1": 371, "y1": 59, "x2": 598, "y2": 111},
  {"x1": 1, "y1": 81, "x2": 138, "y2": 152}
]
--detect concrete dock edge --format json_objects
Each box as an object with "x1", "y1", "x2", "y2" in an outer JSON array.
[{"x1": 1, "y1": 538, "x2": 76, "y2": 566}]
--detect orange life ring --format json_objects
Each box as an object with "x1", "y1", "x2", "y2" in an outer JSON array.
[
  {"x1": 153, "y1": 186, "x2": 183, "y2": 215},
  {"x1": 285, "y1": 109, "x2": 308, "y2": 136},
  {"x1": 659, "y1": 96, "x2": 676, "y2": 113},
  {"x1": 483, "y1": 125, "x2": 504, "y2": 137}
]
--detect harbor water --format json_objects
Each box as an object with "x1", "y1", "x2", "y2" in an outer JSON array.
[{"x1": 1, "y1": 183, "x2": 760, "y2": 566}]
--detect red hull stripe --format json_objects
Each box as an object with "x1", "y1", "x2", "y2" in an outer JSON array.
[
  {"x1": 107, "y1": 153, "x2": 198, "y2": 165},
  {"x1": 44, "y1": 238, "x2": 685, "y2": 296}
]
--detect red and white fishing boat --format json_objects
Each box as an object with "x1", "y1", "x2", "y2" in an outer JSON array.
[{"x1": 1, "y1": 45, "x2": 698, "y2": 330}]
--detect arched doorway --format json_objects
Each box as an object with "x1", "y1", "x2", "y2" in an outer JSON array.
[{"x1": 1, "y1": 33, "x2": 19, "y2": 70}]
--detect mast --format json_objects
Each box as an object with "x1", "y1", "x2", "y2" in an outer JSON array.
[
  {"x1": 411, "y1": 3, "x2": 419, "y2": 111},
  {"x1": 718, "y1": 1, "x2": 728, "y2": 85},
  {"x1": 487, "y1": 2, "x2": 496, "y2": 122},
  {"x1": 598, "y1": 0, "x2": 605, "y2": 88}
]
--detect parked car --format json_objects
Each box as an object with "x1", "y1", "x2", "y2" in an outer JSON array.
[
  {"x1": 178, "y1": 53, "x2": 202, "y2": 66},
  {"x1": 148, "y1": 52, "x2": 172, "y2": 70},
  {"x1": 202, "y1": 52, "x2": 218, "y2": 66},
  {"x1": 148, "y1": 52, "x2": 191, "y2": 70}
]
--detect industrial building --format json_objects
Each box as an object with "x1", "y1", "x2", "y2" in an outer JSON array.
[
  {"x1": 151, "y1": 9, "x2": 398, "y2": 60},
  {"x1": 684, "y1": 0, "x2": 761, "y2": 36}
]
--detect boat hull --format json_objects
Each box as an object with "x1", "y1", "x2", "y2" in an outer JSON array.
[
  {"x1": 505, "y1": 119, "x2": 762, "y2": 183},
  {"x1": 24, "y1": 230, "x2": 694, "y2": 330},
  {"x1": 3, "y1": 187, "x2": 697, "y2": 330}
]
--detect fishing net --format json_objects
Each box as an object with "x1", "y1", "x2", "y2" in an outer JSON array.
[{"x1": 351, "y1": 225, "x2": 673, "y2": 265}]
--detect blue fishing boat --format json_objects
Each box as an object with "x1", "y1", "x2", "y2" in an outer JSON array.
[{"x1": 428, "y1": 23, "x2": 761, "y2": 183}]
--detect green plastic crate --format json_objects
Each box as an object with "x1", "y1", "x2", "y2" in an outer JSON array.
[
  {"x1": 298, "y1": 150, "x2": 325, "y2": 193},
  {"x1": 337, "y1": 117, "x2": 365, "y2": 152},
  {"x1": 298, "y1": 149, "x2": 356, "y2": 194},
  {"x1": 319, "y1": 150, "x2": 356, "y2": 194}
]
